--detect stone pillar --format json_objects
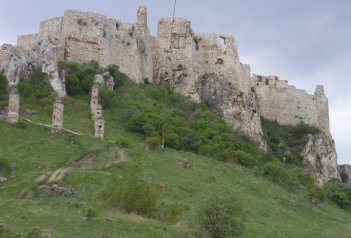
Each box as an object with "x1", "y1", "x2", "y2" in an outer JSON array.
[
  {"x1": 314, "y1": 85, "x2": 330, "y2": 134},
  {"x1": 52, "y1": 97, "x2": 64, "y2": 133},
  {"x1": 93, "y1": 104, "x2": 104, "y2": 139},
  {"x1": 7, "y1": 87, "x2": 20, "y2": 123},
  {"x1": 90, "y1": 83, "x2": 99, "y2": 119}
]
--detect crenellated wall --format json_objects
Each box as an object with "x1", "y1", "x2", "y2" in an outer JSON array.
[{"x1": 252, "y1": 74, "x2": 330, "y2": 134}]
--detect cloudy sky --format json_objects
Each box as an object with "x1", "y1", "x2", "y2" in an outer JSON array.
[{"x1": 1, "y1": 0, "x2": 350, "y2": 164}]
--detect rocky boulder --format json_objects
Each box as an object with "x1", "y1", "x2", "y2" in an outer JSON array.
[
  {"x1": 197, "y1": 74, "x2": 267, "y2": 149},
  {"x1": 301, "y1": 133, "x2": 339, "y2": 186}
]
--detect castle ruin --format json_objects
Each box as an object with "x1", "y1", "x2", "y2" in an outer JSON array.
[{"x1": 0, "y1": 6, "x2": 340, "y2": 185}]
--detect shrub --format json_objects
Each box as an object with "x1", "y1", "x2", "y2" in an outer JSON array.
[
  {"x1": 156, "y1": 201, "x2": 183, "y2": 223},
  {"x1": 0, "y1": 156, "x2": 11, "y2": 176},
  {"x1": 324, "y1": 180, "x2": 351, "y2": 208},
  {"x1": 115, "y1": 137, "x2": 131, "y2": 148},
  {"x1": 196, "y1": 189, "x2": 244, "y2": 238},
  {"x1": 261, "y1": 162, "x2": 292, "y2": 184},
  {"x1": 102, "y1": 161, "x2": 159, "y2": 217},
  {"x1": 66, "y1": 73, "x2": 83, "y2": 96},
  {"x1": 18, "y1": 68, "x2": 56, "y2": 111},
  {"x1": 145, "y1": 137, "x2": 160, "y2": 151},
  {"x1": 81, "y1": 75, "x2": 94, "y2": 94},
  {"x1": 231, "y1": 150, "x2": 258, "y2": 168},
  {"x1": 107, "y1": 64, "x2": 128, "y2": 88},
  {"x1": 98, "y1": 85, "x2": 116, "y2": 108},
  {"x1": 309, "y1": 187, "x2": 327, "y2": 203},
  {"x1": 86, "y1": 208, "x2": 98, "y2": 220}
]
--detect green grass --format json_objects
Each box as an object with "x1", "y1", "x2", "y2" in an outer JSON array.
[
  {"x1": 0, "y1": 67, "x2": 351, "y2": 237},
  {"x1": 0, "y1": 98, "x2": 351, "y2": 237}
]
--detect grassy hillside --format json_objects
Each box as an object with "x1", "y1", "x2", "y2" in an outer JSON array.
[{"x1": 0, "y1": 65, "x2": 351, "y2": 237}]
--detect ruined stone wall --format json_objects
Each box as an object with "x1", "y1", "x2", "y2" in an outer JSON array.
[
  {"x1": 252, "y1": 74, "x2": 330, "y2": 134},
  {"x1": 17, "y1": 34, "x2": 41, "y2": 51},
  {"x1": 39, "y1": 17, "x2": 63, "y2": 41},
  {"x1": 194, "y1": 33, "x2": 251, "y2": 94},
  {"x1": 16, "y1": 9, "x2": 153, "y2": 83},
  {"x1": 61, "y1": 9, "x2": 153, "y2": 82}
]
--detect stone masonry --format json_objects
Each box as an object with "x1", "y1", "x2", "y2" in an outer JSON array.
[{"x1": 0, "y1": 6, "x2": 341, "y2": 185}]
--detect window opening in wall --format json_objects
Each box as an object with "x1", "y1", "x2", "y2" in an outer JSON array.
[
  {"x1": 116, "y1": 23, "x2": 120, "y2": 30},
  {"x1": 194, "y1": 38, "x2": 199, "y2": 50},
  {"x1": 219, "y1": 37, "x2": 226, "y2": 47},
  {"x1": 216, "y1": 58, "x2": 224, "y2": 64},
  {"x1": 178, "y1": 64, "x2": 183, "y2": 70}
]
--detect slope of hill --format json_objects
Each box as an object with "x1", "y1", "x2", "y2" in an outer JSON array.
[{"x1": 0, "y1": 66, "x2": 351, "y2": 237}]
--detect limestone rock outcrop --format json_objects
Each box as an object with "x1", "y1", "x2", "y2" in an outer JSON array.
[
  {"x1": 301, "y1": 133, "x2": 339, "y2": 185},
  {"x1": 197, "y1": 74, "x2": 266, "y2": 148},
  {"x1": 42, "y1": 59, "x2": 66, "y2": 98}
]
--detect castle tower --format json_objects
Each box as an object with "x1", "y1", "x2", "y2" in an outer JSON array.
[
  {"x1": 52, "y1": 97, "x2": 64, "y2": 133},
  {"x1": 314, "y1": 85, "x2": 330, "y2": 134},
  {"x1": 7, "y1": 87, "x2": 20, "y2": 123},
  {"x1": 93, "y1": 104, "x2": 104, "y2": 139},
  {"x1": 136, "y1": 6, "x2": 149, "y2": 36}
]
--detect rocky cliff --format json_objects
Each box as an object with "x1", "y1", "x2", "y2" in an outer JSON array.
[{"x1": 0, "y1": 6, "x2": 341, "y2": 185}]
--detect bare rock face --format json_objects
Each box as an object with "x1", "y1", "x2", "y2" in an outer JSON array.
[
  {"x1": 339, "y1": 165, "x2": 351, "y2": 187},
  {"x1": 197, "y1": 74, "x2": 267, "y2": 149},
  {"x1": 301, "y1": 133, "x2": 339, "y2": 185},
  {"x1": 42, "y1": 59, "x2": 66, "y2": 98}
]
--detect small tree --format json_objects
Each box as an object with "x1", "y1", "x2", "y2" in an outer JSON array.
[{"x1": 196, "y1": 189, "x2": 244, "y2": 238}]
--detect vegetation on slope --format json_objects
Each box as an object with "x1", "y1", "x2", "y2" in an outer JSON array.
[{"x1": 0, "y1": 61, "x2": 351, "y2": 237}]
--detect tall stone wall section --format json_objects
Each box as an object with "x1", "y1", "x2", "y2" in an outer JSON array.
[
  {"x1": 17, "y1": 9, "x2": 153, "y2": 83},
  {"x1": 252, "y1": 74, "x2": 329, "y2": 134}
]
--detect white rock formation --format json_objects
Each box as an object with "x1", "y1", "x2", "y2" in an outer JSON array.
[{"x1": 301, "y1": 133, "x2": 339, "y2": 185}]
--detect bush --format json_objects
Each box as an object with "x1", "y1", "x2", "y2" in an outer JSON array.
[
  {"x1": 145, "y1": 137, "x2": 160, "y2": 151},
  {"x1": 156, "y1": 201, "x2": 183, "y2": 223},
  {"x1": 98, "y1": 85, "x2": 116, "y2": 108},
  {"x1": 309, "y1": 187, "x2": 327, "y2": 203},
  {"x1": 260, "y1": 161, "x2": 314, "y2": 188},
  {"x1": 66, "y1": 73, "x2": 83, "y2": 96},
  {"x1": 115, "y1": 137, "x2": 131, "y2": 148},
  {"x1": 86, "y1": 208, "x2": 98, "y2": 220},
  {"x1": 196, "y1": 189, "x2": 244, "y2": 238},
  {"x1": 81, "y1": 75, "x2": 94, "y2": 94},
  {"x1": 58, "y1": 60, "x2": 100, "y2": 96},
  {"x1": 261, "y1": 162, "x2": 292, "y2": 184},
  {"x1": 324, "y1": 180, "x2": 351, "y2": 208},
  {"x1": 107, "y1": 64, "x2": 128, "y2": 88},
  {"x1": 0, "y1": 156, "x2": 11, "y2": 176},
  {"x1": 102, "y1": 161, "x2": 159, "y2": 217},
  {"x1": 18, "y1": 68, "x2": 56, "y2": 112},
  {"x1": 231, "y1": 150, "x2": 258, "y2": 168}
]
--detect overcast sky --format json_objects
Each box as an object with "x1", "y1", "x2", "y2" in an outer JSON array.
[{"x1": 1, "y1": 0, "x2": 350, "y2": 164}]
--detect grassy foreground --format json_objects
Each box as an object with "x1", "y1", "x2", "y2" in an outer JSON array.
[{"x1": 0, "y1": 76, "x2": 351, "y2": 237}]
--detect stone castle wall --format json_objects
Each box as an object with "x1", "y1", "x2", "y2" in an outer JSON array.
[
  {"x1": 16, "y1": 9, "x2": 153, "y2": 83},
  {"x1": 252, "y1": 74, "x2": 330, "y2": 133}
]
